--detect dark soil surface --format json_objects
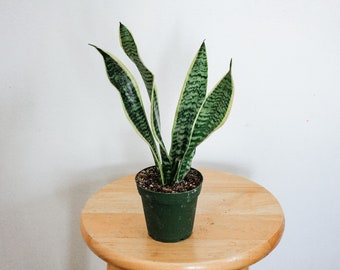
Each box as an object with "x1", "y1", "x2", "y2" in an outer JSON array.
[{"x1": 135, "y1": 166, "x2": 203, "y2": 193}]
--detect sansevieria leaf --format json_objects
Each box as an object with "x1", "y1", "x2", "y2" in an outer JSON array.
[
  {"x1": 91, "y1": 23, "x2": 235, "y2": 186},
  {"x1": 89, "y1": 44, "x2": 162, "y2": 174},
  {"x1": 176, "y1": 60, "x2": 234, "y2": 181},
  {"x1": 119, "y1": 23, "x2": 170, "y2": 183},
  {"x1": 169, "y1": 42, "x2": 208, "y2": 177}
]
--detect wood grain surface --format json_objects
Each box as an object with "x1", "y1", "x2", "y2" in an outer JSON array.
[{"x1": 81, "y1": 169, "x2": 284, "y2": 270}]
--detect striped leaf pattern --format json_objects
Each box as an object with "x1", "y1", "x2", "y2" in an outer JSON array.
[
  {"x1": 91, "y1": 23, "x2": 234, "y2": 185},
  {"x1": 169, "y1": 42, "x2": 208, "y2": 175},
  {"x1": 119, "y1": 23, "x2": 153, "y2": 98},
  {"x1": 119, "y1": 23, "x2": 170, "y2": 183},
  {"x1": 89, "y1": 44, "x2": 161, "y2": 171},
  {"x1": 176, "y1": 61, "x2": 234, "y2": 181}
]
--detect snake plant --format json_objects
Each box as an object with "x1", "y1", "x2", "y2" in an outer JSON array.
[{"x1": 90, "y1": 23, "x2": 234, "y2": 186}]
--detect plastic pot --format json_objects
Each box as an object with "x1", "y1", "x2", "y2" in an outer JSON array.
[{"x1": 135, "y1": 167, "x2": 203, "y2": 243}]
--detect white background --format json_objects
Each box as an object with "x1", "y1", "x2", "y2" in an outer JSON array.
[{"x1": 1, "y1": 0, "x2": 339, "y2": 269}]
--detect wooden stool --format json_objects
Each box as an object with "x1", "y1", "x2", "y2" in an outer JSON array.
[{"x1": 81, "y1": 169, "x2": 284, "y2": 270}]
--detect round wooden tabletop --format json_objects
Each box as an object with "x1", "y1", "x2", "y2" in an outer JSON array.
[{"x1": 81, "y1": 169, "x2": 284, "y2": 270}]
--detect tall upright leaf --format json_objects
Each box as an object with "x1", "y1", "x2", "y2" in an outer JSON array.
[
  {"x1": 89, "y1": 44, "x2": 162, "y2": 175},
  {"x1": 91, "y1": 23, "x2": 235, "y2": 186},
  {"x1": 119, "y1": 23, "x2": 170, "y2": 182},
  {"x1": 169, "y1": 42, "x2": 208, "y2": 176},
  {"x1": 176, "y1": 60, "x2": 234, "y2": 181}
]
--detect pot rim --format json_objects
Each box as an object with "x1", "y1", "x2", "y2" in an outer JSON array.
[{"x1": 135, "y1": 166, "x2": 203, "y2": 196}]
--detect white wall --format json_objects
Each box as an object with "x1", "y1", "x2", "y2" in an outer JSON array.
[{"x1": 1, "y1": 0, "x2": 339, "y2": 269}]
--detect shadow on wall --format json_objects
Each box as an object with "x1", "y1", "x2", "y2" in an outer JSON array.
[
  {"x1": 1, "y1": 165, "x2": 130, "y2": 270},
  {"x1": 60, "y1": 163, "x2": 143, "y2": 270}
]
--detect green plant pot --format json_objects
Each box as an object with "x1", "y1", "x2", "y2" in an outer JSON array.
[{"x1": 135, "y1": 167, "x2": 203, "y2": 243}]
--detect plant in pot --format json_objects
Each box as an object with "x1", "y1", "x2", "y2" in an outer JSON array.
[{"x1": 90, "y1": 23, "x2": 234, "y2": 242}]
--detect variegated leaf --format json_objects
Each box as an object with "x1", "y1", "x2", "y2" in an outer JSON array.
[
  {"x1": 176, "y1": 60, "x2": 234, "y2": 181},
  {"x1": 169, "y1": 42, "x2": 208, "y2": 176},
  {"x1": 90, "y1": 44, "x2": 161, "y2": 171},
  {"x1": 119, "y1": 23, "x2": 170, "y2": 183}
]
